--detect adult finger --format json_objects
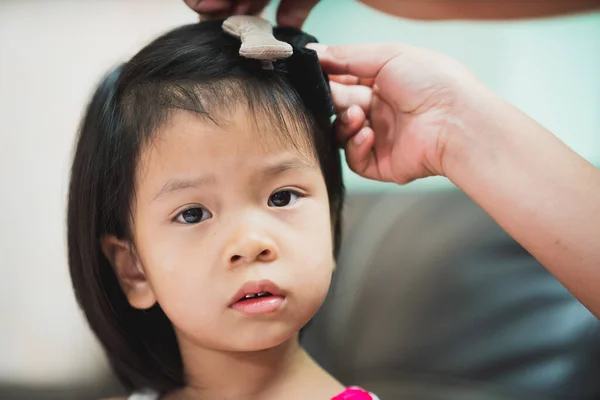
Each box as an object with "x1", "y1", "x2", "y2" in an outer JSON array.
[
  {"x1": 334, "y1": 105, "x2": 367, "y2": 146},
  {"x1": 236, "y1": 0, "x2": 270, "y2": 15},
  {"x1": 184, "y1": 0, "x2": 270, "y2": 20},
  {"x1": 329, "y1": 74, "x2": 375, "y2": 87},
  {"x1": 276, "y1": 0, "x2": 320, "y2": 28},
  {"x1": 344, "y1": 126, "x2": 378, "y2": 180},
  {"x1": 183, "y1": 0, "x2": 233, "y2": 14},
  {"x1": 329, "y1": 81, "x2": 373, "y2": 113},
  {"x1": 307, "y1": 43, "x2": 407, "y2": 77}
]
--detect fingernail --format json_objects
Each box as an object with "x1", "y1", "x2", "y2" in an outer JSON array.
[
  {"x1": 341, "y1": 107, "x2": 353, "y2": 124},
  {"x1": 354, "y1": 128, "x2": 368, "y2": 146},
  {"x1": 306, "y1": 43, "x2": 327, "y2": 55}
]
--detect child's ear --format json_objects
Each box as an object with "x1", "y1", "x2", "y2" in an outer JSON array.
[{"x1": 101, "y1": 235, "x2": 156, "y2": 310}]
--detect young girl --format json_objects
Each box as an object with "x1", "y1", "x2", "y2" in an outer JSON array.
[{"x1": 68, "y1": 20, "x2": 378, "y2": 399}]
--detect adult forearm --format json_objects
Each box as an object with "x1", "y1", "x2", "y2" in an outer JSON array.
[
  {"x1": 359, "y1": 0, "x2": 600, "y2": 20},
  {"x1": 446, "y1": 89, "x2": 600, "y2": 317}
]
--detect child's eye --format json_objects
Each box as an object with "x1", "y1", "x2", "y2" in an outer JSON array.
[
  {"x1": 268, "y1": 190, "x2": 303, "y2": 207},
  {"x1": 175, "y1": 206, "x2": 212, "y2": 224}
]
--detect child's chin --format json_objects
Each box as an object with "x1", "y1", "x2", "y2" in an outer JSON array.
[
  {"x1": 243, "y1": 330, "x2": 297, "y2": 351},
  {"x1": 176, "y1": 320, "x2": 302, "y2": 353},
  {"x1": 225, "y1": 324, "x2": 299, "y2": 352}
]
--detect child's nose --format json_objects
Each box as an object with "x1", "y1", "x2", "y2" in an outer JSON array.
[{"x1": 226, "y1": 231, "x2": 279, "y2": 267}]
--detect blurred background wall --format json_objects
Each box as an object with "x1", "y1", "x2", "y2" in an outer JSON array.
[{"x1": 0, "y1": 0, "x2": 598, "y2": 389}]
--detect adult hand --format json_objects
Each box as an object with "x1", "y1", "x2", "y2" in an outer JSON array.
[
  {"x1": 308, "y1": 42, "x2": 487, "y2": 184},
  {"x1": 183, "y1": 0, "x2": 320, "y2": 28},
  {"x1": 311, "y1": 42, "x2": 600, "y2": 319}
]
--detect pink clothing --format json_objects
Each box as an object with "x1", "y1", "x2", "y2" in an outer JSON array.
[
  {"x1": 128, "y1": 387, "x2": 380, "y2": 399},
  {"x1": 332, "y1": 386, "x2": 379, "y2": 399}
]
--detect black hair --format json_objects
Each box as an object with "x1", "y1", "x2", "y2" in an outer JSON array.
[{"x1": 67, "y1": 21, "x2": 344, "y2": 393}]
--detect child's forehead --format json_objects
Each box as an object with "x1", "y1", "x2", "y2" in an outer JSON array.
[{"x1": 157, "y1": 106, "x2": 317, "y2": 160}]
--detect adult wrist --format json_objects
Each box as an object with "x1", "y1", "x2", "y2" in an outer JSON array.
[{"x1": 439, "y1": 83, "x2": 509, "y2": 186}]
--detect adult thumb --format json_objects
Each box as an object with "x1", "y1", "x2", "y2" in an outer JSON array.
[{"x1": 306, "y1": 43, "x2": 406, "y2": 78}]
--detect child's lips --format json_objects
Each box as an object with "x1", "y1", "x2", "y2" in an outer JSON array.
[
  {"x1": 230, "y1": 279, "x2": 285, "y2": 304},
  {"x1": 231, "y1": 295, "x2": 285, "y2": 315},
  {"x1": 229, "y1": 279, "x2": 286, "y2": 315}
]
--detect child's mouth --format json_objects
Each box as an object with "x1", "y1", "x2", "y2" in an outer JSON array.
[
  {"x1": 230, "y1": 281, "x2": 286, "y2": 315},
  {"x1": 231, "y1": 293, "x2": 285, "y2": 315},
  {"x1": 240, "y1": 291, "x2": 273, "y2": 300}
]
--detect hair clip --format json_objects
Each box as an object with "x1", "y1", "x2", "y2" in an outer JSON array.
[
  {"x1": 222, "y1": 15, "x2": 293, "y2": 60},
  {"x1": 261, "y1": 60, "x2": 275, "y2": 70}
]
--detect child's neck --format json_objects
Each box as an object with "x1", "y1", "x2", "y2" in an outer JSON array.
[{"x1": 167, "y1": 334, "x2": 344, "y2": 400}]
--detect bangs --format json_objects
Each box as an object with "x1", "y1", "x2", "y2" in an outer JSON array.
[{"x1": 121, "y1": 75, "x2": 318, "y2": 163}]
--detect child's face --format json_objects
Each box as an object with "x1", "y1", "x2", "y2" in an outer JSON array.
[{"x1": 123, "y1": 107, "x2": 334, "y2": 351}]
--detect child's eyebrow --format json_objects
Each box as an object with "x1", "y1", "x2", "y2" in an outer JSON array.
[
  {"x1": 152, "y1": 175, "x2": 216, "y2": 202},
  {"x1": 259, "y1": 158, "x2": 317, "y2": 179}
]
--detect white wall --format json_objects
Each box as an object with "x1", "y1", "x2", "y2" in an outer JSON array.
[
  {"x1": 0, "y1": 0, "x2": 598, "y2": 386},
  {"x1": 0, "y1": 0, "x2": 198, "y2": 386}
]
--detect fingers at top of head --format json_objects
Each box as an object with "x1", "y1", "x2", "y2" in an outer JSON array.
[
  {"x1": 184, "y1": 0, "x2": 270, "y2": 20},
  {"x1": 184, "y1": 0, "x2": 232, "y2": 14},
  {"x1": 276, "y1": 0, "x2": 320, "y2": 28},
  {"x1": 307, "y1": 43, "x2": 406, "y2": 78},
  {"x1": 237, "y1": 0, "x2": 271, "y2": 15}
]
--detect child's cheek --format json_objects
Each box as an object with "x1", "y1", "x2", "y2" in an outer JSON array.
[
  {"x1": 288, "y1": 196, "x2": 335, "y2": 304},
  {"x1": 140, "y1": 232, "x2": 218, "y2": 328}
]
